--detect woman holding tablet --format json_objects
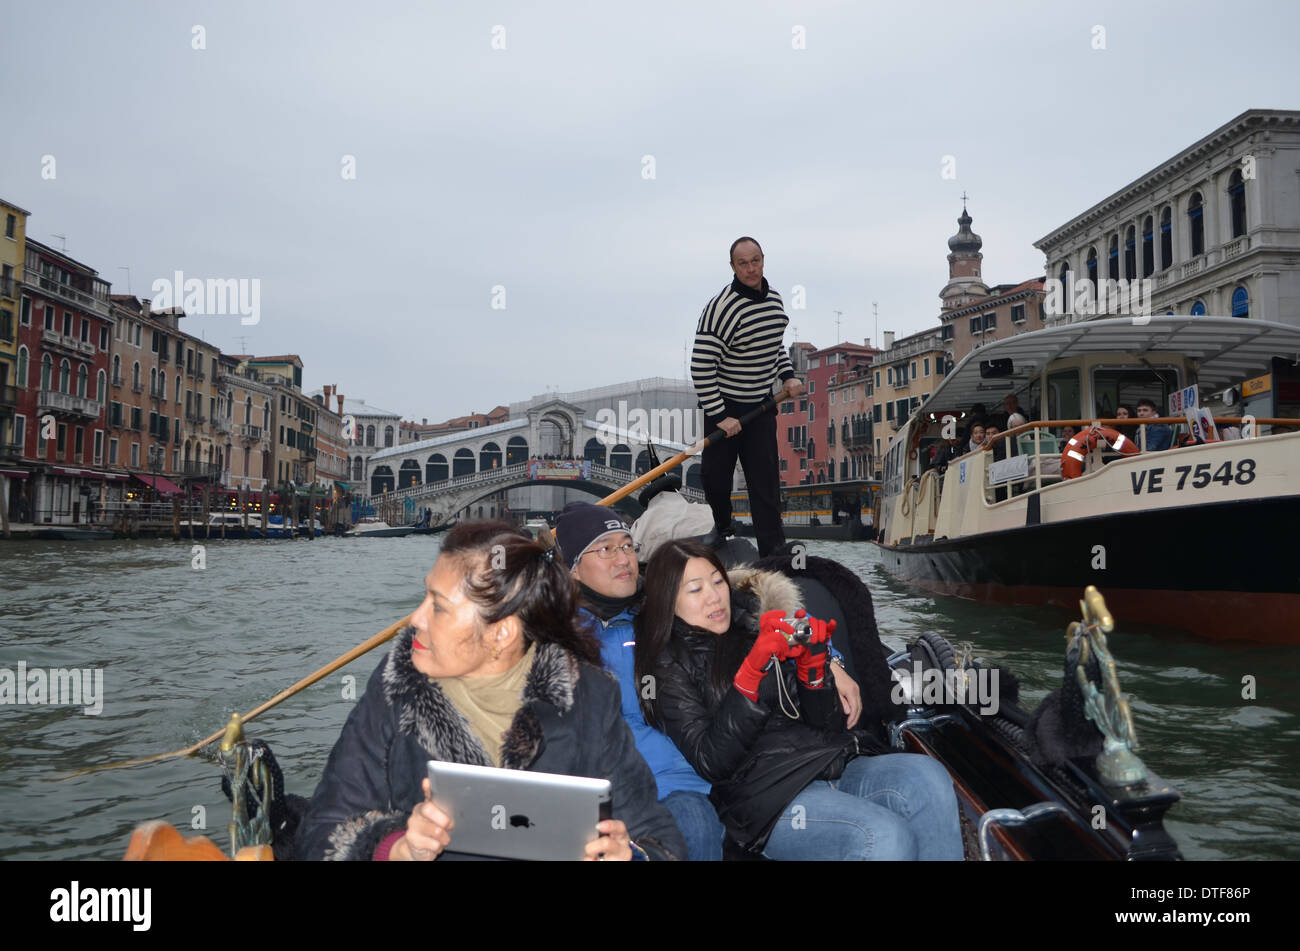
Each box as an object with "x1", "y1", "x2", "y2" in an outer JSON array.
[
  {"x1": 296, "y1": 520, "x2": 685, "y2": 861},
  {"x1": 634, "y1": 540, "x2": 963, "y2": 861}
]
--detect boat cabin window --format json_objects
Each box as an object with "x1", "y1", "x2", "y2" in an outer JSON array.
[
  {"x1": 1025, "y1": 369, "x2": 1082, "y2": 423},
  {"x1": 1092, "y1": 366, "x2": 1179, "y2": 419}
]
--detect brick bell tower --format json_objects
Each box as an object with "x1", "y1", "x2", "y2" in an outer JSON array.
[{"x1": 940, "y1": 197, "x2": 989, "y2": 312}]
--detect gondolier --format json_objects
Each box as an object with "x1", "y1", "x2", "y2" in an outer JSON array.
[{"x1": 692, "y1": 236, "x2": 801, "y2": 557}]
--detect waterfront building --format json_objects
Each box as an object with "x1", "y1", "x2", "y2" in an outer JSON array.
[
  {"x1": 310, "y1": 384, "x2": 348, "y2": 490},
  {"x1": 216, "y1": 354, "x2": 274, "y2": 492},
  {"x1": 1036, "y1": 108, "x2": 1300, "y2": 326},
  {"x1": 12, "y1": 239, "x2": 114, "y2": 524},
  {"x1": 330, "y1": 396, "x2": 403, "y2": 485},
  {"x1": 104, "y1": 295, "x2": 176, "y2": 510},
  {"x1": 249, "y1": 355, "x2": 315, "y2": 487},
  {"x1": 401, "y1": 406, "x2": 509, "y2": 443},
  {"x1": 0, "y1": 199, "x2": 31, "y2": 520},
  {"x1": 176, "y1": 332, "x2": 224, "y2": 488},
  {"x1": 783, "y1": 341, "x2": 876, "y2": 485},
  {"x1": 826, "y1": 351, "x2": 877, "y2": 482},
  {"x1": 871, "y1": 327, "x2": 947, "y2": 472}
]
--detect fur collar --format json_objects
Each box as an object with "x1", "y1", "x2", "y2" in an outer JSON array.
[
  {"x1": 383, "y1": 627, "x2": 580, "y2": 771},
  {"x1": 726, "y1": 566, "x2": 802, "y2": 630}
]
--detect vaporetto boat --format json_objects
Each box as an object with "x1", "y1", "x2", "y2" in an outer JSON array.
[{"x1": 874, "y1": 315, "x2": 1300, "y2": 643}]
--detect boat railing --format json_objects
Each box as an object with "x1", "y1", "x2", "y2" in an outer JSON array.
[{"x1": 960, "y1": 415, "x2": 1298, "y2": 501}]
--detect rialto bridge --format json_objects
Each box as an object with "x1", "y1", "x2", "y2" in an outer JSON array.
[{"x1": 357, "y1": 399, "x2": 705, "y2": 523}]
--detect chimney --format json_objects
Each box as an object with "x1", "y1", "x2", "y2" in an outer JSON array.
[
  {"x1": 336, "y1": 393, "x2": 344, "y2": 415},
  {"x1": 883, "y1": 331, "x2": 896, "y2": 349},
  {"x1": 422, "y1": 418, "x2": 427, "y2": 425}
]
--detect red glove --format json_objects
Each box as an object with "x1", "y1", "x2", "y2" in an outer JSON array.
[
  {"x1": 791, "y1": 610, "x2": 835, "y2": 688},
  {"x1": 733, "y1": 610, "x2": 798, "y2": 701}
]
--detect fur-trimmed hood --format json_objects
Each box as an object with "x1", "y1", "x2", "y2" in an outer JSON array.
[
  {"x1": 383, "y1": 626, "x2": 580, "y2": 771},
  {"x1": 726, "y1": 566, "x2": 802, "y2": 625},
  {"x1": 297, "y1": 627, "x2": 685, "y2": 862}
]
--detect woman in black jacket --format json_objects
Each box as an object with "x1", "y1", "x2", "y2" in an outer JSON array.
[
  {"x1": 295, "y1": 519, "x2": 684, "y2": 861},
  {"x1": 635, "y1": 540, "x2": 962, "y2": 860}
]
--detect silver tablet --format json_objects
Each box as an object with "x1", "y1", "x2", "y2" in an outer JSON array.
[{"x1": 426, "y1": 760, "x2": 612, "y2": 861}]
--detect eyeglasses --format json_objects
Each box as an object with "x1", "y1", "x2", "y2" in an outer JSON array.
[{"x1": 583, "y1": 542, "x2": 640, "y2": 560}]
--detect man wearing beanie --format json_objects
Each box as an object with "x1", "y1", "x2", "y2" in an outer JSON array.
[{"x1": 556, "y1": 500, "x2": 724, "y2": 860}]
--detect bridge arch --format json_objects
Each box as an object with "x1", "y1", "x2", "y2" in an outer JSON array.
[
  {"x1": 426, "y1": 453, "x2": 448, "y2": 484},
  {"x1": 506, "y1": 436, "x2": 529, "y2": 464},
  {"x1": 398, "y1": 459, "x2": 421, "y2": 488},
  {"x1": 371, "y1": 465, "x2": 394, "y2": 495},
  {"x1": 453, "y1": 448, "x2": 475, "y2": 477},
  {"x1": 479, "y1": 441, "x2": 502, "y2": 471},
  {"x1": 609, "y1": 443, "x2": 632, "y2": 471},
  {"x1": 583, "y1": 437, "x2": 606, "y2": 465}
]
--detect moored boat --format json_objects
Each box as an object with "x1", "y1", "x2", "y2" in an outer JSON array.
[
  {"x1": 874, "y1": 316, "x2": 1300, "y2": 643},
  {"x1": 343, "y1": 516, "x2": 414, "y2": 538}
]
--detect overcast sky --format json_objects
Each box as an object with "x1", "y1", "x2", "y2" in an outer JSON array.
[{"x1": 3, "y1": 0, "x2": 1297, "y2": 422}]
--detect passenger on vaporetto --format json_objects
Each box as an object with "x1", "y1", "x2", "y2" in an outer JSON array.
[{"x1": 635, "y1": 539, "x2": 964, "y2": 861}]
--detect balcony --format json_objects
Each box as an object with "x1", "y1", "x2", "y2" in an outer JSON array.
[
  {"x1": 111, "y1": 373, "x2": 124, "y2": 387},
  {"x1": 0, "y1": 383, "x2": 17, "y2": 410},
  {"x1": 149, "y1": 384, "x2": 166, "y2": 400},
  {"x1": 76, "y1": 340, "x2": 95, "y2": 357},
  {"x1": 158, "y1": 349, "x2": 169, "y2": 364},
  {"x1": 132, "y1": 381, "x2": 143, "y2": 394},
  {"x1": 195, "y1": 369, "x2": 205, "y2": 382},
  {"x1": 41, "y1": 328, "x2": 83, "y2": 357},
  {"x1": 233, "y1": 423, "x2": 264, "y2": 442},
  {"x1": 37, "y1": 389, "x2": 101, "y2": 420},
  {"x1": 24, "y1": 266, "x2": 111, "y2": 318},
  {"x1": 0, "y1": 440, "x2": 22, "y2": 464},
  {"x1": 213, "y1": 416, "x2": 230, "y2": 434},
  {"x1": 181, "y1": 461, "x2": 222, "y2": 481},
  {"x1": 185, "y1": 411, "x2": 201, "y2": 424}
]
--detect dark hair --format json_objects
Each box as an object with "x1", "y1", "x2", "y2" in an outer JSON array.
[
  {"x1": 729, "y1": 236, "x2": 762, "y2": 264},
  {"x1": 439, "y1": 519, "x2": 601, "y2": 666},
  {"x1": 1136, "y1": 398, "x2": 1157, "y2": 413},
  {"x1": 634, "y1": 540, "x2": 743, "y2": 730}
]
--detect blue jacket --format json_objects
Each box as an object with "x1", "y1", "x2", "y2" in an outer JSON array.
[
  {"x1": 1142, "y1": 423, "x2": 1173, "y2": 451},
  {"x1": 580, "y1": 605, "x2": 712, "y2": 800}
]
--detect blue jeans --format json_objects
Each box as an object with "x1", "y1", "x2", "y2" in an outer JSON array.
[
  {"x1": 662, "y1": 790, "x2": 724, "y2": 861},
  {"x1": 763, "y1": 754, "x2": 963, "y2": 861}
]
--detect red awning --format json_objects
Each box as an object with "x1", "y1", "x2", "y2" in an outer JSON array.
[
  {"x1": 131, "y1": 473, "x2": 184, "y2": 495},
  {"x1": 0, "y1": 469, "x2": 29, "y2": 479}
]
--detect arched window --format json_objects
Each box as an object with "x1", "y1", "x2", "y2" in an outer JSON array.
[
  {"x1": 370, "y1": 465, "x2": 394, "y2": 495},
  {"x1": 1124, "y1": 226, "x2": 1136, "y2": 280},
  {"x1": 1228, "y1": 170, "x2": 1246, "y2": 238},
  {"x1": 40, "y1": 354, "x2": 52, "y2": 391},
  {"x1": 112, "y1": 354, "x2": 121, "y2": 384},
  {"x1": 60, "y1": 359, "x2": 71, "y2": 393},
  {"x1": 1189, "y1": 300, "x2": 1206, "y2": 317},
  {"x1": 132, "y1": 361, "x2": 140, "y2": 389},
  {"x1": 352, "y1": 456, "x2": 363, "y2": 481},
  {"x1": 245, "y1": 396, "x2": 252, "y2": 424},
  {"x1": 175, "y1": 374, "x2": 182, "y2": 402},
  {"x1": 150, "y1": 367, "x2": 157, "y2": 394},
  {"x1": 610, "y1": 444, "x2": 632, "y2": 472},
  {"x1": 1160, "y1": 207, "x2": 1172, "y2": 269},
  {"x1": 1188, "y1": 192, "x2": 1205, "y2": 257},
  {"x1": 452, "y1": 448, "x2": 474, "y2": 477},
  {"x1": 366, "y1": 424, "x2": 375, "y2": 447},
  {"x1": 1107, "y1": 235, "x2": 1120, "y2": 281},
  {"x1": 77, "y1": 364, "x2": 87, "y2": 397},
  {"x1": 1057, "y1": 261, "x2": 1069, "y2": 296},
  {"x1": 1086, "y1": 247, "x2": 1098, "y2": 287},
  {"x1": 1141, "y1": 216, "x2": 1154, "y2": 277},
  {"x1": 97, "y1": 369, "x2": 106, "y2": 403},
  {"x1": 383, "y1": 425, "x2": 394, "y2": 447},
  {"x1": 479, "y1": 442, "x2": 502, "y2": 470},
  {"x1": 635, "y1": 450, "x2": 652, "y2": 475},
  {"x1": 16, "y1": 346, "x2": 27, "y2": 387},
  {"x1": 583, "y1": 437, "x2": 606, "y2": 465},
  {"x1": 1231, "y1": 286, "x2": 1249, "y2": 318}
]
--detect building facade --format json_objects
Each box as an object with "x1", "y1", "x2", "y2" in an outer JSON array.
[
  {"x1": 871, "y1": 327, "x2": 946, "y2": 470},
  {"x1": 1, "y1": 199, "x2": 31, "y2": 513},
  {"x1": 1036, "y1": 109, "x2": 1300, "y2": 326}
]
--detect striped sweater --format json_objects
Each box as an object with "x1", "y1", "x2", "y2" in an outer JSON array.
[{"x1": 691, "y1": 278, "x2": 795, "y2": 418}]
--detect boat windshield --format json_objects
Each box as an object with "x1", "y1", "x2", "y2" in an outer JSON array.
[{"x1": 1091, "y1": 365, "x2": 1180, "y2": 418}]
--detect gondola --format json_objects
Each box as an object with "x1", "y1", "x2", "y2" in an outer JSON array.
[{"x1": 123, "y1": 544, "x2": 1180, "y2": 862}]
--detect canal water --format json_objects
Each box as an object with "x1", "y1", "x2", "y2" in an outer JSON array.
[{"x1": 0, "y1": 535, "x2": 1295, "y2": 860}]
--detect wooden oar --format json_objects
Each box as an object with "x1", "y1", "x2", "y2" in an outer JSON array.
[
  {"x1": 593, "y1": 391, "x2": 785, "y2": 508},
  {"x1": 72, "y1": 386, "x2": 790, "y2": 778},
  {"x1": 61, "y1": 614, "x2": 413, "y2": 778}
]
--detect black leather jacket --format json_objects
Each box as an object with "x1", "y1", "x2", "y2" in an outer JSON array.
[{"x1": 649, "y1": 575, "x2": 878, "y2": 852}]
